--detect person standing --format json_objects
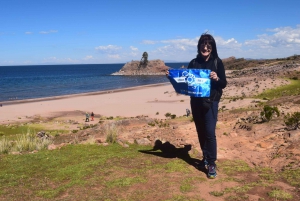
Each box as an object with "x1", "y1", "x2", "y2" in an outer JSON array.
[
  {"x1": 188, "y1": 33, "x2": 227, "y2": 178},
  {"x1": 85, "y1": 112, "x2": 90, "y2": 122},
  {"x1": 91, "y1": 112, "x2": 94, "y2": 121},
  {"x1": 166, "y1": 33, "x2": 227, "y2": 178},
  {"x1": 186, "y1": 108, "x2": 191, "y2": 117}
]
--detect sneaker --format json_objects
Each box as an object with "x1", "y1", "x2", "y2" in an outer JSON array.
[
  {"x1": 196, "y1": 159, "x2": 208, "y2": 169},
  {"x1": 207, "y1": 164, "x2": 217, "y2": 179}
]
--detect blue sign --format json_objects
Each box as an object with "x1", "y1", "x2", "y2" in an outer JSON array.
[{"x1": 168, "y1": 69, "x2": 211, "y2": 97}]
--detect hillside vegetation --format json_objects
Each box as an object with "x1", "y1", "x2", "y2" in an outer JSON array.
[{"x1": 223, "y1": 54, "x2": 300, "y2": 70}]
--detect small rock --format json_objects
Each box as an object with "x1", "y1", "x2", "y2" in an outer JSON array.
[{"x1": 48, "y1": 144, "x2": 57, "y2": 150}]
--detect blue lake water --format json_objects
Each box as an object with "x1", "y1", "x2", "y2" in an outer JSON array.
[{"x1": 0, "y1": 63, "x2": 189, "y2": 102}]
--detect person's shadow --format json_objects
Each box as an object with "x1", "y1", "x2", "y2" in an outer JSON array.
[{"x1": 138, "y1": 139, "x2": 206, "y2": 173}]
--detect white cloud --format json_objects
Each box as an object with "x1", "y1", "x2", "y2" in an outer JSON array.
[
  {"x1": 130, "y1": 46, "x2": 138, "y2": 51},
  {"x1": 216, "y1": 37, "x2": 241, "y2": 47},
  {"x1": 108, "y1": 54, "x2": 121, "y2": 59},
  {"x1": 141, "y1": 40, "x2": 157, "y2": 44},
  {"x1": 145, "y1": 38, "x2": 199, "y2": 56},
  {"x1": 128, "y1": 46, "x2": 139, "y2": 57},
  {"x1": 42, "y1": 57, "x2": 78, "y2": 64},
  {"x1": 156, "y1": 45, "x2": 172, "y2": 53},
  {"x1": 234, "y1": 25, "x2": 300, "y2": 58},
  {"x1": 39, "y1": 30, "x2": 58, "y2": 34},
  {"x1": 245, "y1": 25, "x2": 300, "y2": 47},
  {"x1": 90, "y1": 25, "x2": 300, "y2": 63},
  {"x1": 84, "y1": 55, "x2": 93, "y2": 60},
  {"x1": 146, "y1": 25, "x2": 300, "y2": 60},
  {"x1": 161, "y1": 38, "x2": 198, "y2": 47},
  {"x1": 2, "y1": 60, "x2": 16, "y2": 65},
  {"x1": 142, "y1": 37, "x2": 239, "y2": 58},
  {"x1": 25, "y1": 32, "x2": 33, "y2": 34},
  {"x1": 95, "y1": 45, "x2": 122, "y2": 54}
]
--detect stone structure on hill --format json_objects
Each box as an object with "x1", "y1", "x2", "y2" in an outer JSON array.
[{"x1": 111, "y1": 59, "x2": 170, "y2": 75}]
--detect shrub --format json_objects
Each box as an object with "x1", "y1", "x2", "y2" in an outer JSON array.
[
  {"x1": 105, "y1": 123, "x2": 119, "y2": 143},
  {"x1": 148, "y1": 122, "x2": 155, "y2": 127},
  {"x1": 170, "y1": 114, "x2": 176, "y2": 119},
  {"x1": 190, "y1": 117, "x2": 194, "y2": 122},
  {"x1": 148, "y1": 119, "x2": 169, "y2": 127},
  {"x1": 284, "y1": 112, "x2": 300, "y2": 130},
  {"x1": 260, "y1": 105, "x2": 280, "y2": 122},
  {"x1": 82, "y1": 125, "x2": 90, "y2": 130},
  {"x1": 0, "y1": 137, "x2": 10, "y2": 154},
  {"x1": 0, "y1": 130, "x2": 53, "y2": 154},
  {"x1": 85, "y1": 136, "x2": 96, "y2": 145},
  {"x1": 158, "y1": 122, "x2": 169, "y2": 128},
  {"x1": 165, "y1": 113, "x2": 171, "y2": 117},
  {"x1": 13, "y1": 132, "x2": 53, "y2": 152}
]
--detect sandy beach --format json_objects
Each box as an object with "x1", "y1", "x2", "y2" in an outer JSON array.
[{"x1": 0, "y1": 83, "x2": 192, "y2": 124}]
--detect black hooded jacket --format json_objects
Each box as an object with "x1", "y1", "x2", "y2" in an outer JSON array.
[{"x1": 187, "y1": 55, "x2": 227, "y2": 101}]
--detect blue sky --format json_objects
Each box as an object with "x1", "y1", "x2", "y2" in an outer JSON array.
[{"x1": 1, "y1": 0, "x2": 300, "y2": 66}]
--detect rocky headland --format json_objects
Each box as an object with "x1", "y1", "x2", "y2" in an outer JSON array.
[{"x1": 111, "y1": 59, "x2": 169, "y2": 75}]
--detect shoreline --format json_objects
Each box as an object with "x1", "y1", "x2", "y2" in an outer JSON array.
[
  {"x1": 0, "y1": 82, "x2": 191, "y2": 124},
  {"x1": 0, "y1": 82, "x2": 170, "y2": 106}
]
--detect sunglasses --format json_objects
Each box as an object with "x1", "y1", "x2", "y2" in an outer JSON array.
[{"x1": 200, "y1": 43, "x2": 212, "y2": 49}]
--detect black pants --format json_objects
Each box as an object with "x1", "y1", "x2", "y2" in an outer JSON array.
[{"x1": 191, "y1": 99, "x2": 219, "y2": 165}]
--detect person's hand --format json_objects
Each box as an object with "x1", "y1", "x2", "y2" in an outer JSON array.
[{"x1": 210, "y1": 71, "x2": 219, "y2": 81}]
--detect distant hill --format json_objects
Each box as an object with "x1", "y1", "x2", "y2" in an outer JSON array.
[{"x1": 222, "y1": 54, "x2": 300, "y2": 70}]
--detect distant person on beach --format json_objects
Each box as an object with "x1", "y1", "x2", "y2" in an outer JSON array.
[
  {"x1": 166, "y1": 33, "x2": 227, "y2": 179},
  {"x1": 85, "y1": 112, "x2": 90, "y2": 122},
  {"x1": 186, "y1": 108, "x2": 191, "y2": 117},
  {"x1": 91, "y1": 112, "x2": 94, "y2": 121}
]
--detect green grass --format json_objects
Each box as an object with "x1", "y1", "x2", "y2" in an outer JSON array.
[
  {"x1": 268, "y1": 189, "x2": 293, "y2": 200},
  {"x1": 165, "y1": 195, "x2": 205, "y2": 201},
  {"x1": 220, "y1": 159, "x2": 252, "y2": 176},
  {"x1": 0, "y1": 125, "x2": 35, "y2": 137},
  {"x1": 212, "y1": 160, "x2": 300, "y2": 200},
  {"x1": 165, "y1": 159, "x2": 191, "y2": 173},
  {"x1": 281, "y1": 168, "x2": 300, "y2": 187},
  {"x1": 0, "y1": 124, "x2": 67, "y2": 138},
  {"x1": 105, "y1": 176, "x2": 147, "y2": 188},
  {"x1": 255, "y1": 79, "x2": 300, "y2": 99},
  {"x1": 0, "y1": 146, "x2": 298, "y2": 200},
  {"x1": 228, "y1": 107, "x2": 261, "y2": 114},
  {"x1": 0, "y1": 144, "x2": 146, "y2": 200},
  {"x1": 180, "y1": 177, "x2": 205, "y2": 193}
]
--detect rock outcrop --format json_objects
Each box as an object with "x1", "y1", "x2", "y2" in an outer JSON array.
[{"x1": 112, "y1": 59, "x2": 170, "y2": 75}]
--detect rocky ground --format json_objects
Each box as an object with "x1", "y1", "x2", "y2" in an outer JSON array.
[{"x1": 47, "y1": 62, "x2": 300, "y2": 174}]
